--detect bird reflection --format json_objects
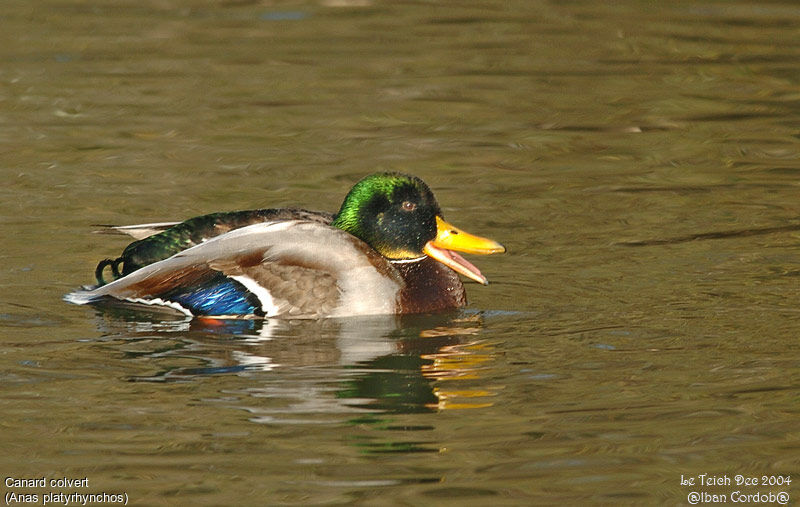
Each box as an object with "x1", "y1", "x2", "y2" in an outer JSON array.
[{"x1": 86, "y1": 306, "x2": 499, "y2": 417}]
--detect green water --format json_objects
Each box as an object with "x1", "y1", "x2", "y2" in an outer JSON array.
[{"x1": 2, "y1": 0, "x2": 798, "y2": 504}]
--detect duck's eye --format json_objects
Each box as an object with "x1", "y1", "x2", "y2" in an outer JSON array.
[{"x1": 401, "y1": 201, "x2": 416, "y2": 212}]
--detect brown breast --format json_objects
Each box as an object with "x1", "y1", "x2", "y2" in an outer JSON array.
[{"x1": 393, "y1": 257, "x2": 466, "y2": 314}]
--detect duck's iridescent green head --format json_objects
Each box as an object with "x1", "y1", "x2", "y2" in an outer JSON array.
[
  {"x1": 333, "y1": 172, "x2": 506, "y2": 284},
  {"x1": 332, "y1": 172, "x2": 440, "y2": 259}
]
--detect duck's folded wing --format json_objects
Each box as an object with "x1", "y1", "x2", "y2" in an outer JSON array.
[
  {"x1": 66, "y1": 221, "x2": 403, "y2": 318},
  {"x1": 92, "y1": 222, "x2": 182, "y2": 239}
]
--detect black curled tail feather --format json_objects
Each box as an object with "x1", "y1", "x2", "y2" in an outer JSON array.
[{"x1": 94, "y1": 258, "x2": 124, "y2": 286}]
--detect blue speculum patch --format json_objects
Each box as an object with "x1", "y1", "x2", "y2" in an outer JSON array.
[{"x1": 158, "y1": 273, "x2": 260, "y2": 316}]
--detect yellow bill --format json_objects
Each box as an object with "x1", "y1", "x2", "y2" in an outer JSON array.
[{"x1": 423, "y1": 216, "x2": 505, "y2": 285}]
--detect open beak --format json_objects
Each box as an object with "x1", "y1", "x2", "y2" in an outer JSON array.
[{"x1": 422, "y1": 216, "x2": 505, "y2": 285}]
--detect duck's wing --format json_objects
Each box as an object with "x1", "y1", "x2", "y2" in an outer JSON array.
[
  {"x1": 66, "y1": 221, "x2": 404, "y2": 319},
  {"x1": 94, "y1": 209, "x2": 335, "y2": 240},
  {"x1": 93, "y1": 222, "x2": 182, "y2": 240}
]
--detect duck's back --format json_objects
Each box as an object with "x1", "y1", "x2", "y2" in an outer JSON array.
[{"x1": 111, "y1": 208, "x2": 334, "y2": 279}]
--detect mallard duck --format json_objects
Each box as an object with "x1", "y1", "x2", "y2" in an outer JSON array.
[{"x1": 65, "y1": 172, "x2": 505, "y2": 318}]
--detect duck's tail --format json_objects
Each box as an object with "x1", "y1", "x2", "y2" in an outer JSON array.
[{"x1": 94, "y1": 258, "x2": 124, "y2": 286}]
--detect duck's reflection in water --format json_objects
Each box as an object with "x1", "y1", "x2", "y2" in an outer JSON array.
[{"x1": 88, "y1": 306, "x2": 500, "y2": 420}]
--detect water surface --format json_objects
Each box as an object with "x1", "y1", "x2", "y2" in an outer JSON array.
[{"x1": 2, "y1": 0, "x2": 799, "y2": 504}]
